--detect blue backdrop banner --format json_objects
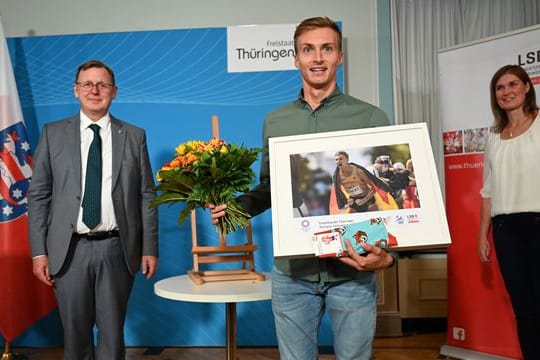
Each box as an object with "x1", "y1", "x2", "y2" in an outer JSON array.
[{"x1": 7, "y1": 25, "x2": 343, "y2": 347}]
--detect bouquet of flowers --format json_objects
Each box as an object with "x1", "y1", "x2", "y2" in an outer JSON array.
[{"x1": 151, "y1": 138, "x2": 261, "y2": 236}]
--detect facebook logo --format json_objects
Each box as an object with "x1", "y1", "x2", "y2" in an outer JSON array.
[{"x1": 453, "y1": 327, "x2": 465, "y2": 341}]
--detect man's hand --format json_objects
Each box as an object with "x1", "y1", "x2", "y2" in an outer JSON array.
[
  {"x1": 338, "y1": 239, "x2": 394, "y2": 271},
  {"x1": 353, "y1": 190, "x2": 375, "y2": 207},
  {"x1": 32, "y1": 256, "x2": 54, "y2": 286},
  {"x1": 141, "y1": 255, "x2": 158, "y2": 279},
  {"x1": 208, "y1": 203, "x2": 227, "y2": 225}
]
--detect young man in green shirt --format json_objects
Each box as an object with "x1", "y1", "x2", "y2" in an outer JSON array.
[{"x1": 210, "y1": 16, "x2": 394, "y2": 360}]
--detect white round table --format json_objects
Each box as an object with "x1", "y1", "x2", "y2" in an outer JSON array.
[{"x1": 154, "y1": 274, "x2": 271, "y2": 360}]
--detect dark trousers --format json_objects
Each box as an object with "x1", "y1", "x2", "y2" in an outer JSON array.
[{"x1": 492, "y1": 212, "x2": 540, "y2": 360}]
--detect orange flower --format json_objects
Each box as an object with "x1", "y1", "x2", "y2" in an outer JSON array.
[
  {"x1": 185, "y1": 154, "x2": 197, "y2": 165},
  {"x1": 169, "y1": 157, "x2": 182, "y2": 168}
]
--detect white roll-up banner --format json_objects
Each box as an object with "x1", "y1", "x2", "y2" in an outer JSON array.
[{"x1": 439, "y1": 25, "x2": 540, "y2": 360}]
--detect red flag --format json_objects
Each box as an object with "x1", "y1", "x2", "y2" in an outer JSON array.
[{"x1": 0, "y1": 17, "x2": 56, "y2": 342}]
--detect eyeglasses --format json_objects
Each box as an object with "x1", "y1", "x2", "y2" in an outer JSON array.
[{"x1": 76, "y1": 81, "x2": 115, "y2": 92}]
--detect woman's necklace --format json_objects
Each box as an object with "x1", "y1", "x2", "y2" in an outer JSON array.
[{"x1": 505, "y1": 116, "x2": 533, "y2": 138}]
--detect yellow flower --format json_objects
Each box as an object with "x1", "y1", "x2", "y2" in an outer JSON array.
[{"x1": 175, "y1": 144, "x2": 186, "y2": 155}]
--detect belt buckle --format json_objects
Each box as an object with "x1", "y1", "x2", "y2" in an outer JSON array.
[
  {"x1": 86, "y1": 231, "x2": 109, "y2": 240},
  {"x1": 86, "y1": 232, "x2": 103, "y2": 238}
]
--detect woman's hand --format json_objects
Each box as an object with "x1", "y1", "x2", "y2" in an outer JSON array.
[{"x1": 478, "y1": 235, "x2": 491, "y2": 263}]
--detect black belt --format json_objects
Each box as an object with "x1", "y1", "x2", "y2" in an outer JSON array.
[{"x1": 72, "y1": 230, "x2": 120, "y2": 241}]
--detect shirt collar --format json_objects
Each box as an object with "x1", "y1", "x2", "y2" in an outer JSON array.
[
  {"x1": 297, "y1": 85, "x2": 343, "y2": 106},
  {"x1": 80, "y1": 111, "x2": 111, "y2": 131}
]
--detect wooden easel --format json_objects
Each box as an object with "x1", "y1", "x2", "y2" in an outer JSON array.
[{"x1": 187, "y1": 115, "x2": 266, "y2": 285}]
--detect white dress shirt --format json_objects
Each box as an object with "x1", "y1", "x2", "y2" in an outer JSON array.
[{"x1": 76, "y1": 111, "x2": 118, "y2": 233}]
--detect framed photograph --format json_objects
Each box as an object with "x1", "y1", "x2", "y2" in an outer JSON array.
[{"x1": 269, "y1": 123, "x2": 451, "y2": 257}]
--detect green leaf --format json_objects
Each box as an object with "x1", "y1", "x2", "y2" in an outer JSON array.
[
  {"x1": 150, "y1": 193, "x2": 189, "y2": 207},
  {"x1": 178, "y1": 203, "x2": 197, "y2": 225}
]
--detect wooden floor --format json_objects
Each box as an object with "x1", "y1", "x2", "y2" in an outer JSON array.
[{"x1": 10, "y1": 332, "x2": 454, "y2": 360}]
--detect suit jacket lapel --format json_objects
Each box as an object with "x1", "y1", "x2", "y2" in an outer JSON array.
[
  {"x1": 66, "y1": 116, "x2": 82, "y2": 192},
  {"x1": 111, "y1": 116, "x2": 126, "y2": 189}
]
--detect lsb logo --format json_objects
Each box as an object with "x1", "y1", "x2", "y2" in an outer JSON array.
[{"x1": 453, "y1": 327, "x2": 465, "y2": 341}]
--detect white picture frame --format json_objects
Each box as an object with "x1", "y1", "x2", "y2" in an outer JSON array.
[{"x1": 269, "y1": 123, "x2": 451, "y2": 257}]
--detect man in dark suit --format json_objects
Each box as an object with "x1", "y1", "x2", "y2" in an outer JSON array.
[{"x1": 28, "y1": 59, "x2": 158, "y2": 360}]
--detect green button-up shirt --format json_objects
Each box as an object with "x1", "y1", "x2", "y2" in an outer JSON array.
[{"x1": 239, "y1": 86, "x2": 391, "y2": 282}]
